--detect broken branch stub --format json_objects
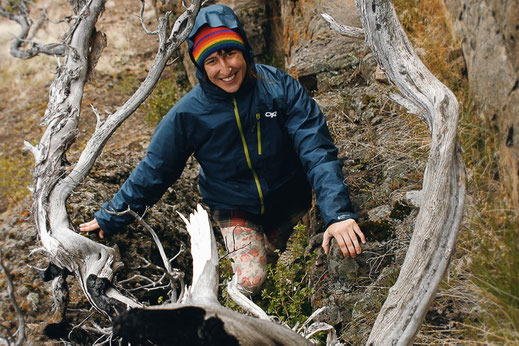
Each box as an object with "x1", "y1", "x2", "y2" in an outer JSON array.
[
  {"x1": 112, "y1": 205, "x2": 311, "y2": 345},
  {"x1": 349, "y1": 0, "x2": 465, "y2": 343}
]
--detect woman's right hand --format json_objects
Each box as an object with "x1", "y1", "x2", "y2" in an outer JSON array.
[{"x1": 79, "y1": 218, "x2": 105, "y2": 239}]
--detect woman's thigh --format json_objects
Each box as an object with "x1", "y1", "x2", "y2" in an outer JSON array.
[{"x1": 220, "y1": 224, "x2": 268, "y2": 295}]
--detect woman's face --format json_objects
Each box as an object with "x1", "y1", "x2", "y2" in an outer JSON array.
[{"x1": 203, "y1": 49, "x2": 247, "y2": 93}]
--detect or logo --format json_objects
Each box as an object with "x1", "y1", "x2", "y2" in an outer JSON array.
[{"x1": 265, "y1": 111, "x2": 277, "y2": 118}]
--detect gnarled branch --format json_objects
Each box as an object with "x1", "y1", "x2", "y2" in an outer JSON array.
[
  {"x1": 325, "y1": 0, "x2": 466, "y2": 343},
  {"x1": 29, "y1": 0, "x2": 202, "y2": 318},
  {"x1": 0, "y1": 1, "x2": 67, "y2": 59}
]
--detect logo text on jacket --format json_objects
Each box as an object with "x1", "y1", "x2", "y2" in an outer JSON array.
[{"x1": 265, "y1": 111, "x2": 277, "y2": 118}]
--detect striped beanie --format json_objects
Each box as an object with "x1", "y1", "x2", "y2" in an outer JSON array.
[{"x1": 191, "y1": 25, "x2": 245, "y2": 66}]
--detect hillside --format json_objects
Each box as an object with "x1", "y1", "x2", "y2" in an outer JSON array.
[{"x1": 0, "y1": 0, "x2": 517, "y2": 344}]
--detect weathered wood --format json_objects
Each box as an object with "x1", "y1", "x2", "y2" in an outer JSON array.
[
  {"x1": 114, "y1": 205, "x2": 312, "y2": 345},
  {"x1": 115, "y1": 303, "x2": 312, "y2": 345},
  {"x1": 321, "y1": 13, "x2": 364, "y2": 39},
  {"x1": 178, "y1": 205, "x2": 220, "y2": 306},
  {"x1": 0, "y1": 1, "x2": 66, "y2": 59},
  {"x1": 26, "y1": 0, "x2": 202, "y2": 316},
  {"x1": 350, "y1": 0, "x2": 466, "y2": 343}
]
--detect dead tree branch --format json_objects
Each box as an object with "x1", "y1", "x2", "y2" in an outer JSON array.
[
  {"x1": 24, "y1": 0, "x2": 202, "y2": 319},
  {"x1": 0, "y1": 0, "x2": 67, "y2": 58},
  {"x1": 325, "y1": 0, "x2": 466, "y2": 343},
  {"x1": 103, "y1": 206, "x2": 185, "y2": 303},
  {"x1": 321, "y1": 13, "x2": 364, "y2": 39},
  {"x1": 177, "y1": 205, "x2": 219, "y2": 306},
  {"x1": 0, "y1": 252, "x2": 26, "y2": 346}
]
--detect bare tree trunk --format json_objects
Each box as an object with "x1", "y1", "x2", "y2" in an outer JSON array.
[
  {"x1": 352, "y1": 1, "x2": 466, "y2": 344},
  {"x1": 323, "y1": 0, "x2": 465, "y2": 342}
]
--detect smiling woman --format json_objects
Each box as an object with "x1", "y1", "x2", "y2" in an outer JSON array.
[
  {"x1": 203, "y1": 49, "x2": 247, "y2": 93},
  {"x1": 80, "y1": 3, "x2": 365, "y2": 297}
]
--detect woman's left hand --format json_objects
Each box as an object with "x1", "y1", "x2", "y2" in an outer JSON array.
[{"x1": 322, "y1": 219, "x2": 366, "y2": 258}]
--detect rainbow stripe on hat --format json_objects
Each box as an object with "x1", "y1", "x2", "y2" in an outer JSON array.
[{"x1": 192, "y1": 25, "x2": 245, "y2": 66}]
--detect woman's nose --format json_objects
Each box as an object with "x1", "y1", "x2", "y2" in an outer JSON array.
[{"x1": 219, "y1": 61, "x2": 231, "y2": 74}]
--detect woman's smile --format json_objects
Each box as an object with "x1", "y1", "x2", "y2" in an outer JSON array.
[{"x1": 204, "y1": 49, "x2": 247, "y2": 93}]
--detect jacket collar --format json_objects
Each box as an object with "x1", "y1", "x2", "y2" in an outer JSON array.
[{"x1": 199, "y1": 73, "x2": 257, "y2": 101}]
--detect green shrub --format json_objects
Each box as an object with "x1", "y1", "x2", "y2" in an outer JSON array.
[
  {"x1": 257, "y1": 224, "x2": 316, "y2": 327},
  {"x1": 145, "y1": 78, "x2": 182, "y2": 124},
  {"x1": 219, "y1": 223, "x2": 317, "y2": 328}
]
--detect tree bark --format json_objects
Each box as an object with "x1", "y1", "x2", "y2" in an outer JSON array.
[
  {"x1": 26, "y1": 0, "x2": 202, "y2": 316},
  {"x1": 351, "y1": 0, "x2": 466, "y2": 344}
]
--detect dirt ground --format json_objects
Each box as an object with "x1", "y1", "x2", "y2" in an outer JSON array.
[{"x1": 0, "y1": 0, "x2": 449, "y2": 344}]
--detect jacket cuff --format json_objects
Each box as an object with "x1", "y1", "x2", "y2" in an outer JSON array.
[
  {"x1": 325, "y1": 212, "x2": 358, "y2": 229},
  {"x1": 94, "y1": 203, "x2": 123, "y2": 237}
]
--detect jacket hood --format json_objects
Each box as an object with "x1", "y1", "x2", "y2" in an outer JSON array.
[{"x1": 187, "y1": 4, "x2": 255, "y2": 92}]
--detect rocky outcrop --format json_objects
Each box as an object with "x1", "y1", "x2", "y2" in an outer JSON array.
[{"x1": 444, "y1": 0, "x2": 519, "y2": 205}]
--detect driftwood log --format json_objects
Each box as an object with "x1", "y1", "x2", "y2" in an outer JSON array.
[{"x1": 325, "y1": 0, "x2": 465, "y2": 343}]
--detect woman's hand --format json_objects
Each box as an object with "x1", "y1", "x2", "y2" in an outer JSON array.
[
  {"x1": 79, "y1": 218, "x2": 105, "y2": 239},
  {"x1": 322, "y1": 219, "x2": 366, "y2": 258}
]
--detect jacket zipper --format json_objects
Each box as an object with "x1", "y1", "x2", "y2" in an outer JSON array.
[
  {"x1": 233, "y1": 98, "x2": 265, "y2": 214},
  {"x1": 256, "y1": 113, "x2": 262, "y2": 155}
]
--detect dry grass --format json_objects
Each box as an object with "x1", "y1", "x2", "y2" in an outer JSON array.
[{"x1": 392, "y1": 0, "x2": 519, "y2": 343}]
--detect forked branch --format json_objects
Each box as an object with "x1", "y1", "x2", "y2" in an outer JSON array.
[{"x1": 27, "y1": 0, "x2": 202, "y2": 318}]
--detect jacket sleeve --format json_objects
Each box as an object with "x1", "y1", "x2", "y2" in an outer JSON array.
[
  {"x1": 281, "y1": 72, "x2": 357, "y2": 228},
  {"x1": 94, "y1": 110, "x2": 192, "y2": 236}
]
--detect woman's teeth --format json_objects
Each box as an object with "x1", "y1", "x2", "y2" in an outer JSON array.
[{"x1": 222, "y1": 74, "x2": 236, "y2": 82}]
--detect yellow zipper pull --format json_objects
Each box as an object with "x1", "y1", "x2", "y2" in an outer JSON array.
[
  {"x1": 233, "y1": 98, "x2": 265, "y2": 214},
  {"x1": 256, "y1": 113, "x2": 262, "y2": 155}
]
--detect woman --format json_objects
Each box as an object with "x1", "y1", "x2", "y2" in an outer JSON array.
[{"x1": 80, "y1": 4, "x2": 365, "y2": 295}]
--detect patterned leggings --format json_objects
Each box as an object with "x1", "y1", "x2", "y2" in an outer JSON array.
[
  {"x1": 216, "y1": 206, "x2": 310, "y2": 295},
  {"x1": 220, "y1": 224, "x2": 272, "y2": 296},
  {"x1": 214, "y1": 172, "x2": 313, "y2": 295}
]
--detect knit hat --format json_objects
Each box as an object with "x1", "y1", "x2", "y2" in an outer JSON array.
[{"x1": 191, "y1": 25, "x2": 245, "y2": 66}]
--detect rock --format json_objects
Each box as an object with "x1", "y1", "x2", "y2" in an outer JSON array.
[
  {"x1": 27, "y1": 292, "x2": 40, "y2": 312},
  {"x1": 367, "y1": 205, "x2": 392, "y2": 221},
  {"x1": 444, "y1": 0, "x2": 519, "y2": 205}
]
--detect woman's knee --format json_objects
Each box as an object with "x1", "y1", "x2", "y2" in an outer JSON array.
[
  {"x1": 220, "y1": 225, "x2": 269, "y2": 295},
  {"x1": 235, "y1": 262, "x2": 268, "y2": 296}
]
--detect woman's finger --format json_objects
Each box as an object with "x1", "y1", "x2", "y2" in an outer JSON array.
[
  {"x1": 353, "y1": 222, "x2": 366, "y2": 244},
  {"x1": 347, "y1": 228, "x2": 362, "y2": 255},
  {"x1": 322, "y1": 229, "x2": 333, "y2": 254},
  {"x1": 79, "y1": 219, "x2": 100, "y2": 233}
]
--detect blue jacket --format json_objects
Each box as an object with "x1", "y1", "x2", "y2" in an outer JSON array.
[{"x1": 95, "y1": 4, "x2": 357, "y2": 236}]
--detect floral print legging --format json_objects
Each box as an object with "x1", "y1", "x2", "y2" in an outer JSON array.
[{"x1": 220, "y1": 224, "x2": 272, "y2": 296}]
